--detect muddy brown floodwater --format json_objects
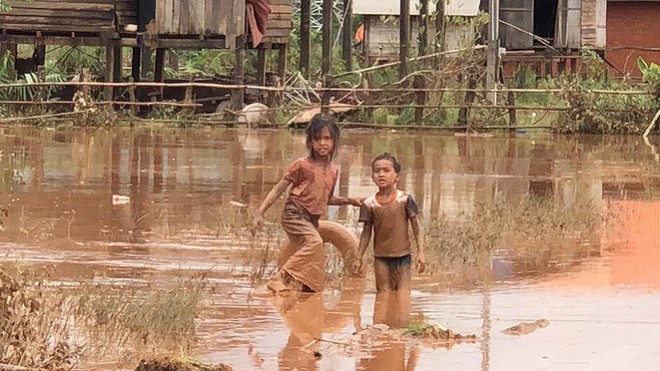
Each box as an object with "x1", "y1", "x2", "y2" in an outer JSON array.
[{"x1": 1, "y1": 127, "x2": 660, "y2": 371}]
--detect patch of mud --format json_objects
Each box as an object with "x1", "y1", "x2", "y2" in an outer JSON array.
[
  {"x1": 135, "y1": 357, "x2": 232, "y2": 371},
  {"x1": 502, "y1": 319, "x2": 550, "y2": 335}
]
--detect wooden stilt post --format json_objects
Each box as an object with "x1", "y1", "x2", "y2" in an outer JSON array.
[
  {"x1": 558, "y1": 55, "x2": 566, "y2": 75},
  {"x1": 486, "y1": 0, "x2": 500, "y2": 104},
  {"x1": 416, "y1": 0, "x2": 429, "y2": 125},
  {"x1": 458, "y1": 67, "x2": 478, "y2": 127},
  {"x1": 419, "y1": 0, "x2": 429, "y2": 56},
  {"x1": 570, "y1": 54, "x2": 577, "y2": 75},
  {"x1": 399, "y1": 0, "x2": 410, "y2": 81},
  {"x1": 113, "y1": 46, "x2": 123, "y2": 81},
  {"x1": 154, "y1": 48, "x2": 166, "y2": 100},
  {"x1": 256, "y1": 48, "x2": 267, "y2": 86},
  {"x1": 499, "y1": 65, "x2": 517, "y2": 127},
  {"x1": 231, "y1": 44, "x2": 245, "y2": 112},
  {"x1": 414, "y1": 75, "x2": 426, "y2": 125},
  {"x1": 321, "y1": 0, "x2": 333, "y2": 113},
  {"x1": 113, "y1": 45, "x2": 123, "y2": 99},
  {"x1": 300, "y1": 0, "x2": 311, "y2": 78},
  {"x1": 141, "y1": 47, "x2": 153, "y2": 80},
  {"x1": 342, "y1": 0, "x2": 353, "y2": 72},
  {"x1": 104, "y1": 43, "x2": 115, "y2": 101},
  {"x1": 277, "y1": 44, "x2": 288, "y2": 81},
  {"x1": 131, "y1": 47, "x2": 141, "y2": 83},
  {"x1": 435, "y1": 0, "x2": 445, "y2": 54},
  {"x1": 35, "y1": 44, "x2": 46, "y2": 67},
  {"x1": 7, "y1": 43, "x2": 17, "y2": 79},
  {"x1": 128, "y1": 77, "x2": 138, "y2": 115}
]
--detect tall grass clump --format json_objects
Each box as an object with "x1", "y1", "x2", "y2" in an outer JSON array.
[
  {"x1": 1, "y1": 262, "x2": 208, "y2": 369},
  {"x1": 425, "y1": 196, "x2": 607, "y2": 273},
  {"x1": 77, "y1": 278, "x2": 206, "y2": 347},
  {"x1": 1, "y1": 265, "x2": 83, "y2": 370}
]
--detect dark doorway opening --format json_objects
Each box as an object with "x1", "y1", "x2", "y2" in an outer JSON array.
[{"x1": 534, "y1": 0, "x2": 558, "y2": 42}]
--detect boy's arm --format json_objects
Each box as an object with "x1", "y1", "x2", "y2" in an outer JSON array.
[
  {"x1": 328, "y1": 195, "x2": 363, "y2": 207},
  {"x1": 352, "y1": 221, "x2": 372, "y2": 275},
  {"x1": 410, "y1": 215, "x2": 426, "y2": 273},
  {"x1": 251, "y1": 178, "x2": 291, "y2": 234}
]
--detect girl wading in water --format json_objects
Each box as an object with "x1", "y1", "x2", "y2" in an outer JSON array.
[{"x1": 251, "y1": 115, "x2": 362, "y2": 293}]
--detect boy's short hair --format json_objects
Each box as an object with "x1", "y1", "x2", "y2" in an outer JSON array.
[{"x1": 372, "y1": 153, "x2": 401, "y2": 173}]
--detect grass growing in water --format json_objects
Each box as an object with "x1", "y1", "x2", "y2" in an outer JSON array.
[
  {"x1": 425, "y1": 196, "x2": 607, "y2": 274},
  {"x1": 77, "y1": 278, "x2": 205, "y2": 347}
]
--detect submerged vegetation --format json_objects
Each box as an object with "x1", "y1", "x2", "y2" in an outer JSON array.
[
  {"x1": 425, "y1": 196, "x2": 607, "y2": 277},
  {"x1": 405, "y1": 321, "x2": 476, "y2": 341}
]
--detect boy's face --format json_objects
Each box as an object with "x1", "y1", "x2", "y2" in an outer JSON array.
[
  {"x1": 372, "y1": 159, "x2": 400, "y2": 189},
  {"x1": 312, "y1": 127, "x2": 334, "y2": 159}
]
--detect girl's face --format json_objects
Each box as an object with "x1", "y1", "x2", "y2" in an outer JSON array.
[
  {"x1": 311, "y1": 127, "x2": 334, "y2": 160},
  {"x1": 372, "y1": 159, "x2": 400, "y2": 189}
]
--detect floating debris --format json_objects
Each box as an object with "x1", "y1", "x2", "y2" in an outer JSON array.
[
  {"x1": 112, "y1": 194, "x2": 130, "y2": 205},
  {"x1": 502, "y1": 319, "x2": 550, "y2": 335},
  {"x1": 405, "y1": 322, "x2": 477, "y2": 342},
  {"x1": 229, "y1": 200, "x2": 248, "y2": 208}
]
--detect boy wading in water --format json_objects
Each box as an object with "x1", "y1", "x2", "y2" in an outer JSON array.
[
  {"x1": 252, "y1": 115, "x2": 361, "y2": 293},
  {"x1": 353, "y1": 153, "x2": 426, "y2": 295}
]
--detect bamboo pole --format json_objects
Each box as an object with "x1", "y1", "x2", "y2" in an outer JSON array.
[
  {"x1": 399, "y1": 0, "x2": 411, "y2": 81},
  {"x1": 331, "y1": 45, "x2": 487, "y2": 79},
  {"x1": 643, "y1": 109, "x2": 660, "y2": 138},
  {"x1": 300, "y1": 0, "x2": 311, "y2": 77},
  {"x1": 0, "y1": 81, "x2": 650, "y2": 96},
  {"x1": 342, "y1": 0, "x2": 353, "y2": 72},
  {"x1": 321, "y1": 0, "x2": 333, "y2": 113},
  {"x1": 339, "y1": 121, "x2": 553, "y2": 130},
  {"x1": 0, "y1": 110, "x2": 93, "y2": 123},
  {"x1": 0, "y1": 100, "x2": 201, "y2": 107}
]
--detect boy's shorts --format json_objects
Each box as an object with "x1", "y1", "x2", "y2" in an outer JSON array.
[{"x1": 374, "y1": 254, "x2": 411, "y2": 291}]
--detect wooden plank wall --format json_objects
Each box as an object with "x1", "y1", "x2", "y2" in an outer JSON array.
[
  {"x1": 566, "y1": 0, "x2": 581, "y2": 48},
  {"x1": 581, "y1": 0, "x2": 597, "y2": 47},
  {"x1": 0, "y1": 0, "x2": 115, "y2": 33},
  {"x1": 365, "y1": 16, "x2": 420, "y2": 60},
  {"x1": 262, "y1": 0, "x2": 293, "y2": 44},
  {"x1": 156, "y1": 0, "x2": 246, "y2": 47},
  {"x1": 115, "y1": 0, "x2": 137, "y2": 28}
]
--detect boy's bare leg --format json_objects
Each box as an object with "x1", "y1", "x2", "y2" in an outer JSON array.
[
  {"x1": 374, "y1": 258, "x2": 394, "y2": 292},
  {"x1": 395, "y1": 262, "x2": 411, "y2": 292}
]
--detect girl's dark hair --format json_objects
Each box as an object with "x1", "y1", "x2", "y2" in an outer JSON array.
[
  {"x1": 372, "y1": 152, "x2": 402, "y2": 173},
  {"x1": 306, "y1": 114, "x2": 340, "y2": 160}
]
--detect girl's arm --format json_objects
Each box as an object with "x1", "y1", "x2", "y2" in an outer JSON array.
[
  {"x1": 328, "y1": 195, "x2": 363, "y2": 207},
  {"x1": 410, "y1": 215, "x2": 426, "y2": 273},
  {"x1": 352, "y1": 221, "x2": 372, "y2": 275},
  {"x1": 251, "y1": 178, "x2": 292, "y2": 234}
]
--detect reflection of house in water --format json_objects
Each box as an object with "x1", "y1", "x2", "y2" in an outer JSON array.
[{"x1": 0, "y1": 129, "x2": 291, "y2": 243}]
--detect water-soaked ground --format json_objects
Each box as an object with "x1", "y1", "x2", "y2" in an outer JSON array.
[{"x1": 1, "y1": 127, "x2": 660, "y2": 370}]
